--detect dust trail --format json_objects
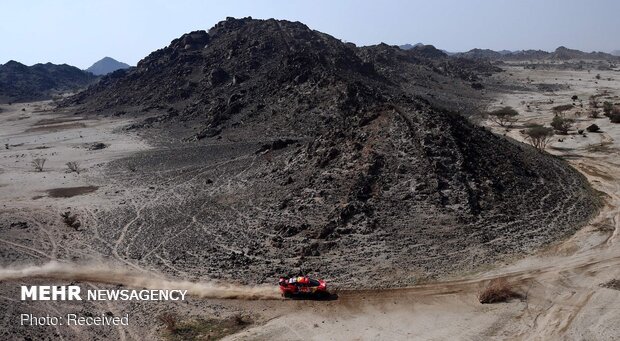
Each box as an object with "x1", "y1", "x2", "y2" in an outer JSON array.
[{"x1": 0, "y1": 262, "x2": 281, "y2": 300}]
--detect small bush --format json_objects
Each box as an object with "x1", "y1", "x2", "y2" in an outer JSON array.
[
  {"x1": 66, "y1": 161, "x2": 81, "y2": 174},
  {"x1": 589, "y1": 96, "x2": 598, "y2": 108},
  {"x1": 31, "y1": 158, "x2": 47, "y2": 172},
  {"x1": 551, "y1": 116, "x2": 574, "y2": 134},
  {"x1": 478, "y1": 278, "x2": 522, "y2": 304},
  {"x1": 587, "y1": 109, "x2": 600, "y2": 118},
  {"x1": 60, "y1": 211, "x2": 81, "y2": 230},
  {"x1": 603, "y1": 101, "x2": 614, "y2": 116}
]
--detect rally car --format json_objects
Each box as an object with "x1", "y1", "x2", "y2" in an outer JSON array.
[{"x1": 278, "y1": 276, "x2": 328, "y2": 298}]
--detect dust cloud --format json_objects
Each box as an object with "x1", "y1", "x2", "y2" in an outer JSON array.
[{"x1": 0, "y1": 261, "x2": 281, "y2": 300}]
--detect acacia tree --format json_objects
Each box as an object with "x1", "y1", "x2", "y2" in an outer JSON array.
[
  {"x1": 488, "y1": 106, "x2": 519, "y2": 127},
  {"x1": 551, "y1": 116, "x2": 574, "y2": 134},
  {"x1": 524, "y1": 125, "x2": 554, "y2": 151}
]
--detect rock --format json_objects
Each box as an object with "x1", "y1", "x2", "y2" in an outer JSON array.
[
  {"x1": 87, "y1": 142, "x2": 107, "y2": 150},
  {"x1": 586, "y1": 124, "x2": 600, "y2": 132}
]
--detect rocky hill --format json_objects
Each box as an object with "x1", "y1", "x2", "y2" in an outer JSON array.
[
  {"x1": 456, "y1": 46, "x2": 620, "y2": 61},
  {"x1": 60, "y1": 17, "x2": 599, "y2": 286},
  {"x1": 86, "y1": 56, "x2": 130, "y2": 75},
  {"x1": 0, "y1": 61, "x2": 96, "y2": 103}
]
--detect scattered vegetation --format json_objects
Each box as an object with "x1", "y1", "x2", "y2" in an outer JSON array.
[
  {"x1": 589, "y1": 96, "x2": 598, "y2": 108},
  {"x1": 551, "y1": 116, "x2": 574, "y2": 134},
  {"x1": 524, "y1": 125, "x2": 554, "y2": 151},
  {"x1": 587, "y1": 109, "x2": 600, "y2": 118},
  {"x1": 65, "y1": 161, "x2": 82, "y2": 174},
  {"x1": 600, "y1": 279, "x2": 620, "y2": 291},
  {"x1": 603, "y1": 101, "x2": 614, "y2": 116},
  {"x1": 487, "y1": 106, "x2": 519, "y2": 127},
  {"x1": 161, "y1": 314, "x2": 252, "y2": 340},
  {"x1": 478, "y1": 278, "x2": 523, "y2": 304},
  {"x1": 31, "y1": 158, "x2": 47, "y2": 172},
  {"x1": 60, "y1": 211, "x2": 81, "y2": 230},
  {"x1": 552, "y1": 104, "x2": 573, "y2": 116}
]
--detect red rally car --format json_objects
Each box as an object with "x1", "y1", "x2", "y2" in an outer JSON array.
[{"x1": 278, "y1": 276, "x2": 327, "y2": 298}]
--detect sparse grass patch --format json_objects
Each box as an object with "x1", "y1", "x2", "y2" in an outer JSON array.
[
  {"x1": 478, "y1": 278, "x2": 523, "y2": 304},
  {"x1": 162, "y1": 314, "x2": 252, "y2": 341}
]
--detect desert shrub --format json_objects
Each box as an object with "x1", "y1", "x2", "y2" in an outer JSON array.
[
  {"x1": 66, "y1": 161, "x2": 81, "y2": 174},
  {"x1": 571, "y1": 95, "x2": 578, "y2": 101},
  {"x1": 552, "y1": 104, "x2": 573, "y2": 116},
  {"x1": 60, "y1": 211, "x2": 81, "y2": 230},
  {"x1": 524, "y1": 125, "x2": 554, "y2": 151},
  {"x1": 31, "y1": 158, "x2": 47, "y2": 172},
  {"x1": 587, "y1": 109, "x2": 600, "y2": 118},
  {"x1": 158, "y1": 313, "x2": 177, "y2": 333},
  {"x1": 586, "y1": 124, "x2": 600, "y2": 133},
  {"x1": 603, "y1": 101, "x2": 614, "y2": 116},
  {"x1": 589, "y1": 96, "x2": 598, "y2": 108},
  {"x1": 478, "y1": 278, "x2": 522, "y2": 304},
  {"x1": 610, "y1": 112, "x2": 620, "y2": 123},
  {"x1": 487, "y1": 106, "x2": 519, "y2": 127},
  {"x1": 551, "y1": 116, "x2": 574, "y2": 134}
]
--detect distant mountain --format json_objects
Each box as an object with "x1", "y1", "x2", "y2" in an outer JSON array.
[
  {"x1": 398, "y1": 43, "x2": 423, "y2": 50},
  {"x1": 612, "y1": 50, "x2": 620, "y2": 56},
  {"x1": 0, "y1": 61, "x2": 97, "y2": 103},
  {"x1": 455, "y1": 46, "x2": 619, "y2": 61},
  {"x1": 86, "y1": 57, "x2": 130, "y2": 76},
  {"x1": 455, "y1": 48, "x2": 504, "y2": 60}
]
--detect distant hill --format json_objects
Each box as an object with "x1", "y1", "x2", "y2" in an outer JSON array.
[
  {"x1": 0, "y1": 61, "x2": 97, "y2": 103},
  {"x1": 610, "y1": 50, "x2": 620, "y2": 56},
  {"x1": 455, "y1": 46, "x2": 620, "y2": 61},
  {"x1": 86, "y1": 57, "x2": 130, "y2": 76},
  {"x1": 398, "y1": 43, "x2": 423, "y2": 50}
]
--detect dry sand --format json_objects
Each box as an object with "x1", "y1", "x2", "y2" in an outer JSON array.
[{"x1": 0, "y1": 101, "x2": 149, "y2": 208}]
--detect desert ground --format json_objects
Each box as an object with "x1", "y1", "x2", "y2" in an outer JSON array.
[{"x1": 1, "y1": 62, "x2": 619, "y2": 340}]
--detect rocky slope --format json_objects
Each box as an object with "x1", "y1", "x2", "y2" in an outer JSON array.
[
  {"x1": 456, "y1": 46, "x2": 620, "y2": 61},
  {"x1": 58, "y1": 17, "x2": 599, "y2": 286},
  {"x1": 0, "y1": 61, "x2": 97, "y2": 103},
  {"x1": 86, "y1": 56, "x2": 131, "y2": 75}
]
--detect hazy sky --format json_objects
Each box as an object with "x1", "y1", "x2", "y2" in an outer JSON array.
[{"x1": 1, "y1": 0, "x2": 618, "y2": 69}]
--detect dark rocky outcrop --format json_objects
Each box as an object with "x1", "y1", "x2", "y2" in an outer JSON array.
[
  {"x1": 61, "y1": 17, "x2": 599, "y2": 286},
  {"x1": 0, "y1": 61, "x2": 97, "y2": 103}
]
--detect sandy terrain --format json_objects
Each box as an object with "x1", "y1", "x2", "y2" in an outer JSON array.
[
  {"x1": 0, "y1": 101, "x2": 149, "y2": 207},
  {"x1": 1, "y1": 63, "x2": 619, "y2": 340}
]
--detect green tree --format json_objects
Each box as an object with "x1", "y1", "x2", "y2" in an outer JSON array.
[{"x1": 551, "y1": 116, "x2": 574, "y2": 134}]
